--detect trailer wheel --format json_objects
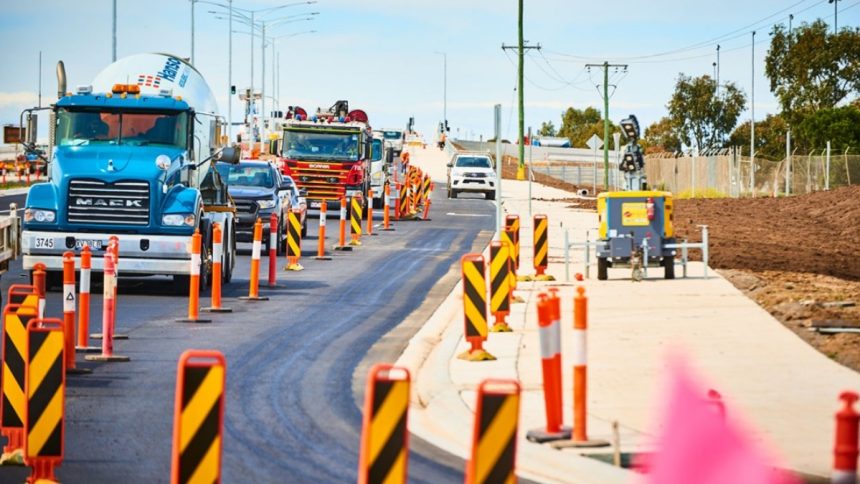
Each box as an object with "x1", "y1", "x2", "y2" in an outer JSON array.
[
  {"x1": 223, "y1": 221, "x2": 236, "y2": 284},
  {"x1": 597, "y1": 257, "x2": 609, "y2": 281},
  {"x1": 663, "y1": 256, "x2": 675, "y2": 280}
]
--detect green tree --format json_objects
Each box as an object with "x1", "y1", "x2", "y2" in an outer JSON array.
[
  {"x1": 667, "y1": 74, "x2": 746, "y2": 151},
  {"x1": 796, "y1": 105, "x2": 860, "y2": 151},
  {"x1": 643, "y1": 116, "x2": 681, "y2": 153},
  {"x1": 556, "y1": 106, "x2": 621, "y2": 148},
  {"x1": 765, "y1": 20, "x2": 860, "y2": 123},
  {"x1": 729, "y1": 113, "x2": 788, "y2": 159},
  {"x1": 538, "y1": 121, "x2": 557, "y2": 137}
]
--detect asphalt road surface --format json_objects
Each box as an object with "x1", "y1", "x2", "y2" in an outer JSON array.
[{"x1": 0, "y1": 189, "x2": 496, "y2": 482}]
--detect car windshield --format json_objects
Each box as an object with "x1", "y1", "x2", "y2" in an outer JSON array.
[
  {"x1": 455, "y1": 156, "x2": 492, "y2": 168},
  {"x1": 216, "y1": 164, "x2": 274, "y2": 188},
  {"x1": 56, "y1": 108, "x2": 188, "y2": 148},
  {"x1": 283, "y1": 129, "x2": 360, "y2": 161},
  {"x1": 383, "y1": 131, "x2": 402, "y2": 140}
]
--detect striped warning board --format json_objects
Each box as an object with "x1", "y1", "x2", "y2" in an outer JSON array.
[
  {"x1": 422, "y1": 175, "x2": 432, "y2": 202},
  {"x1": 2, "y1": 288, "x2": 39, "y2": 439},
  {"x1": 501, "y1": 230, "x2": 517, "y2": 291},
  {"x1": 533, "y1": 215, "x2": 548, "y2": 274},
  {"x1": 287, "y1": 209, "x2": 302, "y2": 259},
  {"x1": 350, "y1": 196, "x2": 363, "y2": 237},
  {"x1": 462, "y1": 254, "x2": 488, "y2": 340},
  {"x1": 398, "y1": 185, "x2": 410, "y2": 219},
  {"x1": 171, "y1": 350, "x2": 226, "y2": 484},
  {"x1": 489, "y1": 241, "x2": 511, "y2": 332},
  {"x1": 24, "y1": 318, "x2": 65, "y2": 466},
  {"x1": 504, "y1": 215, "x2": 520, "y2": 269},
  {"x1": 358, "y1": 364, "x2": 410, "y2": 484},
  {"x1": 467, "y1": 379, "x2": 521, "y2": 484}
]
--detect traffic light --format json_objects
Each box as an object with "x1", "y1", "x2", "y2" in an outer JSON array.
[{"x1": 230, "y1": 85, "x2": 236, "y2": 95}]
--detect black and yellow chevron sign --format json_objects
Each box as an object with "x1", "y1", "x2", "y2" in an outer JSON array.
[
  {"x1": 504, "y1": 215, "x2": 520, "y2": 269},
  {"x1": 467, "y1": 380, "x2": 521, "y2": 484},
  {"x1": 422, "y1": 176, "x2": 432, "y2": 201},
  {"x1": 533, "y1": 215, "x2": 548, "y2": 270},
  {"x1": 398, "y1": 185, "x2": 409, "y2": 216},
  {"x1": 350, "y1": 197, "x2": 363, "y2": 236},
  {"x1": 171, "y1": 351, "x2": 226, "y2": 484},
  {"x1": 501, "y1": 230, "x2": 517, "y2": 291},
  {"x1": 462, "y1": 254, "x2": 488, "y2": 339},
  {"x1": 358, "y1": 365, "x2": 410, "y2": 484},
  {"x1": 287, "y1": 210, "x2": 302, "y2": 258},
  {"x1": 25, "y1": 319, "x2": 65, "y2": 461},
  {"x1": 489, "y1": 241, "x2": 511, "y2": 317},
  {"x1": 2, "y1": 291, "x2": 39, "y2": 435}
]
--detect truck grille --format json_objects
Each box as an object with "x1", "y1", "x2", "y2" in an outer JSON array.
[
  {"x1": 67, "y1": 179, "x2": 150, "y2": 226},
  {"x1": 288, "y1": 164, "x2": 349, "y2": 201}
]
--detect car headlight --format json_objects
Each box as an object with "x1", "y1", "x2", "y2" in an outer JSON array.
[
  {"x1": 24, "y1": 209, "x2": 56, "y2": 223},
  {"x1": 257, "y1": 199, "x2": 276, "y2": 209},
  {"x1": 162, "y1": 213, "x2": 195, "y2": 227}
]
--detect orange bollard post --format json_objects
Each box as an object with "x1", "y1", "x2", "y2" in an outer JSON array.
[
  {"x1": 315, "y1": 203, "x2": 332, "y2": 260},
  {"x1": 240, "y1": 218, "x2": 269, "y2": 301},
  {"x1": 553, "y1": 286, "x2": 608, "y2": 449},
  {"x1": 366, "y1": 189, "x2": 376, "y2": 236},
  {"x1": 465, "y1": 379, "x2": 521, "y2": 484},
  {"x1": 32, "y1": 262, "x2": 46, "y2": 319},
  {"x1": 394, "y1": 183, "x2": 403, "y2": 221},
  {"x1": 76, "y1": 245, "x2": 99, "y2": 352},
  {"x1": 333, "y1": 197, "x2": 352, "y2": 251},
  {"x1": 834, "y1": 391, "x2": 860, "y2": 484},
  {"x1": 382, "y1": 183, "x2": 394, "y2": 231},
  {"x1": 268, "y1": 212, "x2": 279, "y2": 287},
  {"x1": 526, "y1": 293, "x2": 570, "y2": 443},
  {"x1": 176, "y1": 230, "x2": 211, "y2": 323},
  {"x1": 91, "y1": 238, "x2": 127, "y2": 340},
  {"x1": 203, "y1": 223, "x2": 232, "y2": 313},
  {"x1": 85, "y1": 253, "x2": 129, "y2": 362},
  {"x1": 62, "y1": 252, "x2": 89, "y2": 374}
]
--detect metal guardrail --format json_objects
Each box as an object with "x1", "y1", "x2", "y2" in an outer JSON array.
[{"x1": 563, "y1": 229, "x2": 601, "y2": 281}]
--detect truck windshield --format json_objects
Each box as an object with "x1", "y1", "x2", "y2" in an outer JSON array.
[
  {"x1": 283, "y1": 129, "x2": 360, "y2": 161},
  {"x1": 56, "y1": 108, "x2": 188, "y2": 149},
  {"x1": 216, "y1": 164, "x2": 275, "y2": 188},
  {"x1": 383, "y1": 131, "x2": 402, "y2": 140},
  {"x1": 370, "y1": 139, "x2": 383, "y2": 161}
]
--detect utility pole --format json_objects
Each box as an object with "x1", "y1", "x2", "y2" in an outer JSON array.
[
  {"x1": 501, "y1": 0, "x2": 540, "y2": 181},
  {"x1": 750, "y1": 31, "x2": 756, "y2": 194},
  {"x1": 228, "y1": 0, "x2": 233, "y2": 141},
  {"x1": 190, "y1": 0, "x2": 195, "y2": 64},
  {"x1": 829, "y1": 0, "x2": 840, "y2": 33},
  {"x1": 112, "y1": 0, "x2": 117, "y2": 62},
  {"x1": 716, "y1": 44, "x2": 720, "y2": 93},
  {"x1": 586, "y1": 61, "x2": 628, "y2": 190}
]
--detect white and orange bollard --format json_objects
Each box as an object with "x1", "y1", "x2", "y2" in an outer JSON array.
[
  {"x1": 203, "y1": 223, "x2": 232, "y2": 313},
  {"x1": 553, "y1": 286, "x2": 608, "y2": 449},
  {"x1": 334, "y1": 196, "x2": 352, "y2": 251},
  {"x1": 382, "y1": 183, "x2": 394, "y2": 231},
  {"x1": 366, "y1": 189, "x2": 376, "y2": 236},
  {"x1": 177, "y1": 229, "x2": 211, "y2": 323},
  {"x1": 76, "y1": 245, "x2": 99, "y2": 353},
  {"x1": 527, "y1": 293, "x2": 570, "y2": 443},
  {"x1": 32, "y1": 262, "x2": 46, "y2": 319},
  {"x1": 240, "y1": 218, "x2": 269, "y2": 301},
  {"x1": 85, "y1": 252, "x2": 129, "y2": 362},
  {"x1": 834, "y1": 391, "x2": 860, "y2": 484},
  {"x1": 268, "y1": 212, "x2": 279, "y2": 287},
  {"x1": 62, "y1": 251, "x2": 89, "y2": 374},
  {"x1": 315, "y1": 203, "x2": 332, "y2": 260}
]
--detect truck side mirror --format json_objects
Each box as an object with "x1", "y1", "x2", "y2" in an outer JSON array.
[
  {"x1": 446, "y1": 162, "x2": 453, "y2": 168},
  {"x1": 299, "y1": 188, "x2": 308, "y2": 197},
  {"x1": 26, "y1": 114, "x2": 38, "y2": 146},
  {"x1": 218, "y1": 146, "x2": 240, "y2": 164}
]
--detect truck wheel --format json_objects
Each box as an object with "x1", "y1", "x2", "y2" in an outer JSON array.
[
  {"x1": 597, "y1": 257, "x2": 609, "y2": 281},
  {"x1": 173, "y1": 274, "x2": 190, "y2": 295},
  {"x1": 486, "y1": 191, "x2": 495, "y2": 201},
  {"x1": 301, "y1": 220, "x2": 308, "y2": 239},
  {"x1": 447, "y1": 187, "x2": 453, "y2": 198},
  {"x1": 223, "y1": 223, "x2": 236, "y2": 284},
  {"x1": 663, "y1": 256, "x2": 675, "y2": 280}
]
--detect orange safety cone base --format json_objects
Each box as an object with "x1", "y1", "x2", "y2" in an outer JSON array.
[
  {"x1": 66, "y1": 366, "x2": 92, "y2": 375},
  {"x1": 239, "y1": 295, "x2": 270, "y2": 301},
  {"x1": 75, "y1": 346, "x2": 101, "y2": 354},
  {"x1": 456, "y1": 348, "x2": 497, "y2": 362},
  {"x1": 526, "y1": 426, "x2": 572, "y2": 444},
  {"x1": 175, "y1": 317, "x2": 213, "y2": 323},
  {"x1": 533, "y1": 274, "x2": 556, "y2": 282},
  {"x1": 202, "y1": 306, "x2": 234, "y2": 313},
  {"x1": 0, "y1": 449, "x2": 24, "y2": 466},
  {"x1": 90, "y1": 333, "x2": 129, "y2": 340},
  {"x1": 285, "y1": 263, "x2": 304, "y2": 271},
  {"x1": 84, "y1": 353, "x2": 130, "y2": 362},
  {"x1": 551, "y1": 437, "x2": 610, "y2": 449},
  {"x1": 333, "y1": 244, "x2": 354, "y2": 251},
  {"x1": 314, "y1": 255, "x2": 333, "y2": 260},
  {"x1": 490, "y1": 322, "x2": 513, "y2": 333},
  {"x1": 381, "y1": 227, "x2": 395, "y2": 231}
]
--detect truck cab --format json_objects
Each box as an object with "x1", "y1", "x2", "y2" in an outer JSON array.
[{"x1": 20, "y1": 54, "x2": 238, "y2": 289}]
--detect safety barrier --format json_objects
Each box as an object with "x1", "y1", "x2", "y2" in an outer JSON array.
[
  {"x1": 286, "y1": 209, "x2": 303, "y2": 271},
  {"x1": 382, "y1": 184, "x2": 394, "y2": 231},
  {"x1": 834, "y1": 391, "x2": 859, "y2": 484},
  {"x1": 532, "y1": 215, "x2": 554, "y2": 281},
  {"x1": 76, "y1": 246, "x2": 99, "y2": 352},
  {"x1": 663, "y1": 225, "x2": 710, "y2": 279},
  {"x1": 350, "y1": 196, "x2": 363, "y2": 247},
  {"x1": 465, "y1": 379, "x2": 521, "y2": 484},
  {"x1": 397, "y1": 183, "x2": 410, "y2": 220},
  {"x1": 268, "y1": 213, "x2": 279, "y2": 286},
  {"x1": 366, "y1": 189, "x2": 376, "y2": 236},
  {"x1": 204, "y1": 223, "x2": 231, "y2": 313},
  {"x1": 315, "y1": 203, "x2": 332, "y2": 260},
  {"x1": 240, "y1": 219, "x2": 269, "y2": 301},
  {"x1": 357, "y1": 364, "x2": 410, "y2": 484},
  {"x1": 62, "y1": 252, "x2": 89, "y2": 374},
  {"x1": 334, "y1": 197, "x2": 352, "y2": 252},
  {"x1": 177, "y1": 230, "x2": 211, "y2": 323},
  {"x1": 458, "y1": 254, "x2": 495, "y2": 362},
  {"x1": 563, "y1": 229, "x2": 601, "y2": 282},
  {"x1": 526, "y1": 293, "x2": 570, "y2": 443},
  {"x1": 170, "y1": 350, "x2": 226, "y2": 484},
  {"x1": 488, "y1": 241, "x2": 512, "y2": 333},
  {"x1": 85, "y1": 251, "x2": 130, "y2": 362},
  {"x1": 0, "y1": 287, "x2": 39, "y2": 465},
  {"x1": 421, "y1": 182, "x2": 434, "y2": 221},
  {"x1": 24, "y1": 318, "x2": 65, "y2": 482},
  {"x1": 553, "y1": 287, "x2": 608, "y2": 449},
  {"x1": 501, "y1": 230, "x2": 524, "y2": 304},
  {"x1": 504, "y1": 215, "x2": 520, "y2": 270}
]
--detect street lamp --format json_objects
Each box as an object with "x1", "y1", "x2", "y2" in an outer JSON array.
[
  {"x1": 433, "y1": 51, "x2": 447, "y2": 136},
  {"x1": 829, "y1": 0, "x2": 841, "y2": 33}
]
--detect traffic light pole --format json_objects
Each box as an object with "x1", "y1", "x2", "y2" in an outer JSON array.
[{"x1": 586, "y1": 61, "x2": 627, "y2": 191}]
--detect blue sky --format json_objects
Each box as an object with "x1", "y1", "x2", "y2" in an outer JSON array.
[{"x1": 0, "y1": 0, "x2": 857, "y2": 146}]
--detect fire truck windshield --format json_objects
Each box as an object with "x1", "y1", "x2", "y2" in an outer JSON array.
[{"x1": 283, "y1": 129, "x2": 360, "y2": 161}]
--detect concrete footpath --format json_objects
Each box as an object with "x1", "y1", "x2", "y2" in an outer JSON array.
[{"x1": 395, "y1": 145, "x2": 860, "y2": 483}]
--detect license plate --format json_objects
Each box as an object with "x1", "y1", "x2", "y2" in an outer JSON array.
[
  {"x1": 310, "y1": 201, "x2": 322, "y2": 208},
  {"x1": 34, "y1": 237, "x2": 55, "y2": 249},
  {"x1": 345, "y1": 190, "x2": 361, "y2": 197},
  {"x1": 75, "y1": 239, "x2": 103, "y2": 250}
]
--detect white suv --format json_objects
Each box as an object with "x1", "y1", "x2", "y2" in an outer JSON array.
[{"x1": 446, "y1": 154, "x2": 496, "y2": 200}]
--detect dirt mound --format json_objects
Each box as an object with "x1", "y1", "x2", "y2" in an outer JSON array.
[{"x1": 673, "y1": 186, "x2": 860, "y2": 281}]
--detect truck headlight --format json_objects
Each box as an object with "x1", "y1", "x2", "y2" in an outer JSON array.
[
  {"x1": 162, "y1": 213, "x2": 195, "y2": 227},
  {"x1": 24, "y1": 209, "x2": 56, "y2": 223},
  {"x1": 257, "y1": 199, "x2": 276, "y2": 209}
]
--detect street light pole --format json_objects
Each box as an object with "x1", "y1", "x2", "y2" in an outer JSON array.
[
  {"x1": 750, "y1": 30, "x2": 756, "y2": 193},
  {"x1": 434, "y1": 52, "x2": 447, "y2": 134},
  {"x1": 112, "y1": 0, "x2": 117, "y2": 62},
  {"x1": 191, "y1": 0, "x2": 195, "y2": 63},
  {"x1": 228, "y1": 0, "x2": 232, "y2": 141},
  {"x1": 829, "y1": 0, "x2": 840, "y2": 33}
]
